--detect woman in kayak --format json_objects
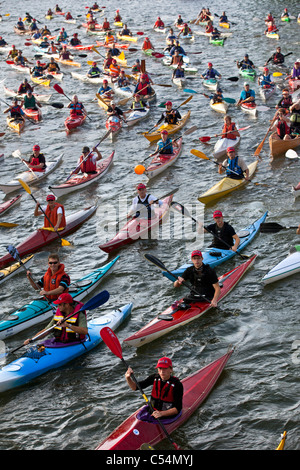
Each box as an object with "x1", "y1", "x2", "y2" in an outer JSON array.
[
  {"x1": 270, "y1": 109, "x2": 292, "y2": 141},
  {"x1": 276, "y1": 89, "x2": 293, "y2": 111},
  {"x1": 67, "y1": 95, "x2": 85, "y2": 116},
  {"x1": 218, "y1": 147, "x2": 250, "y2": 180},
  {"x1": 26, "y1": 253, "x2": 70, "y2": 301},
  {"x1": 174, "y1": 250, "x2": 220, "y2": 308},
  {"x1": 125, "y1": 356, "x2": 183, "y2": 421},
  {"x1": 34, "y1": 193, "x2": 66, "y2": 230},
  {"x1": 218, "y1": 115, "x2": 240, "y2": 140},
  {"x1": 24, "y1": 293, "x2": 88, "y2": 346},
  {"x1": 22, "y1": 144, "x2": 46, "y2": 172}
]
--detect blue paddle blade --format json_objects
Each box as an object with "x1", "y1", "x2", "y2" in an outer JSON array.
[
  {"x1": 80, "y1": 290, "x2": 110, "y2": 311},
  {"x1": 183, "y1": 88, "x2": 198, "y2": 94},
  {"x1": 6, "y1": 245, "x2": 19, "y2": 259}
]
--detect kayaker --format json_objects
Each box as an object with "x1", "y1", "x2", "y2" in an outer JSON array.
[
  {"x1": 134, "y1": 74, "x2": 153, "y2": 100},
  {"x1": 46, "y1": 9, "x2": 53, "y2": 16},
  {"x1": 204, "y1": 210, "x2": 240, "y2": 252},
  {"x1": 271, "y1": 109, "x2": 291, "y2": 141},
  {"x1": 16, "y1": 18, "x2": 25, "y2": 31},
  {"x1": 0, "y1": 36, "x2": 7, "y2": 46},
  {"x1": 3, "y1": 98, "x2": 25, "y2": 123},
  {"x1": 119, "y1": 24, "x2": 132, "y2": 36},
  {"x1": 109, "y1": 59, "x2": 121, "y2": 78},
  {"x1": 166, "y1": 28, "x2": 177, "y2": 44},
  {"x1": 74, "y1": 146, "x2": 102, "y2": 174},
  {"x1": 103, "y1": 50, "x2": 113, "y2": 70},
  {"x1": 289, "y1": 100, "x2": 300, "y2": 136},
  {"x1": 153, "y1": 17, "x2": 165, "y2": 29},
  {"x1": 205, "y1": 20, "x2": 214, "y2": 34},
  {"x1": 156, "y1": 101, "x2": 181, "y2": 126},
  {"x1": 149, "y1": 130, "x2": 179, "y2": 158},
  {"x1": 218, "y1": 147, "x2": 250, "y2": 180},
  {"x1": 67, "y1": 95, "x2": 85, "y2": 116},
  {"x1": 17, "y1": 78, "x2": 33, "y2": 95},
  {"x1": 70, "y1": 33, "x2": 81, "y2": 46},
  {"x1": 218, "y1": 115, "x2": 240, "y2": 140},
  {"x1": 237, "y1": 53, "x2": 255, "y2": 70},
  {"x1": 31, "y1": 31, "x2": 42, "y2": 41},
  {"x1": 211, "y1": 27, "x2": 221, "y2": 39},
  {"x1": 39, "y1": 37, "x2": 50, "y2": 49},
  {"x1": 40, "y1": 25, "x2": 51, "y2": 36},
  {"x1": 237, "y1": 82, "x2": 255, "y2": 106},
  {"x1": 23, "y1": 144, "x2": 46, "y2": 172},
  {"x1": 106, "y1": 101, "x2": 126, "y2": 122},
  {"x1": 45, "y1": 57, "x2": 61, "y2": 73},
  {"x1": 128, "y1": 93, "x2": 148, "y2": 111},
  {"x1": 170, "y1": 50, "x2": 184, "y2": 67},
  {"x1": 114, "y1": 9, "x2": 122, "y2": 22},
  {"x1": 132, "y1": 59, "x2": 141, "y2": 73},
  {"x1": 6, "y1": 45, "x2": 18, "y2": 59},
  {"x1": 170, "y1": 40, "x2": 186, "y2": 57},
  {"x1": 201, "y1": 62, "x2": 222, "y2": 79},
  {"x1": 59, "y1": 46, "x2": 72, "y2": 61},
  {"x1": 258, "y1": 67, "x2": 274, "y2": 87},
  {"x1": 265, "y1": 46, "x2": 285, "y2": 66},
  {"x1": 125, "y1": 356, "x2": 183, "y2": 420},
  {"x1": 14, "y1": 50, "x2": 30, "y2": 66},
  {"x1": 87, "y1": 16, "x2": 96, "y2": 31},
  {"x1": 115, "y1": 69, "x2": 130, "y2": 87},
  {"x1": 172, "y1": 63, "x2": 185, "y2": 79},
  {"x1": 142, "y1": 37, "x2": 154, "y2": 51},
  {"x1": 34, "y1": 193, "x2": 66, "y2": 230},
  {"x1": 102, "y1": 17, "x2": 111, "y2": 31},
  {"x1": 24, "y1": 293, "x2": 88, "y2": 345},
  {"x1": 97, "y1": 79, "x2": 114, "y2": 99},
  {"x1": 211, "y1": 88, "x2": 224, "y2": 104},
  {"x1": 87, "y1": 61, "x2": 101, "y2": 78},
  {"x1": 281, "y1": 8, "x2": 289, "y2": 19},
  {"x1": 109, "y1": 43, "x2": 120, "y2": 57},
  {"x1": 127, "y1": 183, "x2": 163, "y2": 220},
  {"x1": 276, "y1": 89, "x2": 293, "y2": 110},
  {"x1": 29, "y1": 19, "x2": 38, "y2": 32},
  {"x1": 286, "y1": 60, "x2": 300, "y2": 81},
  {"x1": 175, "y1": 15, "x2": 184, "y2": 26},
  {"x1": 26, "y1": 253, "x2": 70, "y2": 301},
  {"x1": 56, "y1": 31, "x2": 68, "y2": 45},
  {"x1": 65, "y1": 12, "x2": 73, "y2": 20},
  {"x1": 30, "y1": 60, "x2": 45, "y2": 78},
  {"x1": 55, "y1": 4, "x2": 62, "y2": 12},
  {"x1": 264, "y1": 19, "x2": 278, "y2": 35},
  {"x1": 105, "y1": 31, "x2": 116, "y2": 45},
  {"x1": 21, "y1": 89, "x2": 41, "y2": 112},
  {"x1": 174, "y1": 250, "x2": 220, "y2": 308},
  {"x1": 265, "y1": 12, "x2": 274, "y2": 23},
  {"x1": 219, "y1": 12, "x2": 229, "y2": 23},
  {"x1": 48, "y1": 41, "x2": 59, "y2": 55},
  {"x1": 177, "y1": 23, "x2": 192, "y2": 37}
]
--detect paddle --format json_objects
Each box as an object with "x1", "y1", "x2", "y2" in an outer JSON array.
[
  {"x1": 0, "y1": 97, "x2": 38, "y2": 126},
  {"x1": 171, "y1": 201, "x2": 250, "y2": 260},
  {"x1": 190, "y1": 149, "x2": 246, "y2": 178},
  {"x1": 0, "y1": 222, "x2": 19, "y2": 228},
  {"x1": 183, "y1": 88, "x2": 236, "y2": 103},
  {"x1": 6, "y1": 245, "x2": 39, "y2": 289},
  {"x1": 8, "y1": 290, "x2": 110, "y2": 356},
  {"x1": 199, "y1": 125, "x2": 251, "y2": 143},
  {"x1": 260, "y1": 222, "x2": 299, "y2": 233},
  {"x1": 12, "y1": 150, "x2": 39, "y2": 180},
  {"x1": 264, "y1": 51, "x2": 293, "y2": 65},
  {"x1": 66, "y1": 128, "x2": 112, "y2": 180},
  {"x1": 99, "y1": 326, "x2": 181, "y2": 450},
  {"x1": 53, "y1": 83, "x2": 91, "y2": 121},
  {"x1": 254, "y1": 114, "x2": 277, "y2": 157},
  {"x1": 17, "y1": 178, "x2": 72, "y2": 247}
]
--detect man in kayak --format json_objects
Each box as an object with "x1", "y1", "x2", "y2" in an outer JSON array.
[
  {"x1": 119, "y1": 23, "x2": 132, "y2": 37},
  {"x1": 34, "y1": 193, "x2": 66, "y2": 230},
  {"x1": 174, "y1": 250, "x2": 220, "y2": 308},
  {"x1": 218, "y1": 147, "x2": 250, "y2": 180},
  {"x1": 74, "y1": 146, "x2": 102, "y2": 174},
  {"x1": 6, "y1": 44, "x2": 18, "y2": 59},
  {"x1": 128, "y1": 93, "x2": 148, "y2": 111},
  {"x1": 237, "y1": 82, "x2": 255, "y2": 106},
  {"x1": 87, "y1": 61, "x2": 101, "y2": 78},
  {"x1": 22, "y1": 144, "x2": 46, "y2": 172},
  {"x1": 97, "y1": 79, "x2": 114, "y2": 99},
  {"x1": 134, "y1": 74, "x2": 153, "y2": 100},
  {"x1": 170, "y1": 50, "x2": 184, "y2": 67},
  {"x1": 106, "y1": 100, "x2": 126, "y2": 122},
  {"x1": 21, "y1": 89, "x2": 42, "y2": 112},
  {"x1": 17, "y1": 78, "x2": 33, "y2": 95},
  {"x1": 14, "y1": 50, "x2": 30, "y2": 66},
  {"x1": 70, "y1": 33, "x2": 81, "y2": 46},
  {"x1": 153, "y1": 16, "x2": 165, "y2": 29},
  {"x1": 237, "y1": 53, "x2": 255, "y2": 71},
  {"x1": 156, "y1": 101, "x2": 181, "y2": 126},
  {"x1": 204, "y1": 210, "x2": 240, "y2": 252},
  {"x1": 264, "y1": 46, "x2": 285, "y2": 66},
  {"x1": 210, "y1": 87, "x2": 224, "y2": 104},
  {"x1": 270, "y1": 108, "x2": 291, "y2": 141},
  {"x1": 67, "y1": 95, "x2": 85, "y2": 116},
  {"x1": 170, "y1": 40, "x2": 186, "y2": 57},
  {"x1": 201, "y1": 62, "x2": 222, "y2": 79},
  {"x1": 149, "y1": 129, "x2": 179, "y2": 158},
  {"x1": 172, "y1": 63, "x2": 185, "y2": 80},
  {"x1": 26, "y1": 253, "x2": 70, "y2": 301},
  {"x1": 127, "y1": 183, "x2": 163, "y2": 220},
  {"x1": 30, "y1": 60, "x2": 45, "y2": 78},
  {"x1": 59, "y1": 46, "x2": 72, "y2": 61},
  {"x1": 258, "y1": 67, "x2": 275, "y2": 87},
  {"x1": 3, "y1": 98, "x2": 26, "y2": 125},
  {"x1": 45, "y1": 57, "x2": 61, "y2": 74},
  {"x1": 24, "y1": 292, "x2": 88, "y2": 345},
  {"x1": 125, "y1": 356, "x2": 183, "y2": 420}
]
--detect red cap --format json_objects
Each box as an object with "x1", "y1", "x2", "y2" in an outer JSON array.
[
  {"x1": 227, "y1": 146, "x2": 235, "y2": 153},
  {"x1": 137, "y1": 183, "x2": 146, "y2": 190},
  {"x1": 165, "y1": 101, "x2": 172, "y2": 106},
  {"x1": 141, "y1": 73, "x2": 147, "y2": 79},
  {"x1": 191, "y1": 250, "x2": 202, "y2": 258},
  {"x1": 53, "y1": 293, "x2": 74, "y2": 304},
  {"x1": 156, "y1": 357, "x2": 172, "y2": 369},
  {"x1": 46, "y1": 194, "x2": 56, "y2": 201},
  {"x1": 161, "y1": 129, "x2": 168, "y2": 134},
  {"x1": 33, "y1": 145, "x2": 40, "y2": 151},
  {"x1": 213, "y1": 210, "x2": 223, "y2": 218},
  {"x1": 208, "y1": 62, "x2": 213, "y2": 66}
]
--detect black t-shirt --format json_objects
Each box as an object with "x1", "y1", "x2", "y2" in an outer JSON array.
[
  {"x1": 206, "y1": 221, "x2": 236, "y2": 249},
  {"x1": 138, "y1": 373, "x2": 183, "y2": 412},
  {"x1": 181, "y1": 263, "x2": 218, "y2": 300}
]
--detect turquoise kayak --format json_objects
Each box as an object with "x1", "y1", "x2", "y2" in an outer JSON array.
[
  {"x1": 238, "y1": 67, "x2": 256, "y2": 80},
  {"x1": 0, "y1": 303, "x2": 132, "y2": 393},
  {"x1": 163, "y1": 212, "x2": 268, "y2": 281},
  {"x1": 0, "y1": 257, "x2": 120, "y2": 340}
]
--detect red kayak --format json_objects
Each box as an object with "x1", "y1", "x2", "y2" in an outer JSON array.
[
  {"x1": 96, "y1": 348, "x2": 233, "y2": 450},
  {"x1": 0, "y1": 206, "x2": 97, "y2": 269},
  {"x1": 105, "y1": 116, "x2": 122, "y2": 139},
  {"x1": 65, "y1": 113, "x2": 86, "y2": 133},
  {"x1": 0, "y1": 195, "x2": 22, "y2": 216},
  {"x1": 66, "y1": 44, "x2": 95, "y2": 51},
  {"x1": 22, "y1": 107, "x2": 42, "y2": 122},
  {"x1": 124, "y1": 255, "x2": 257, "y2": 347}
]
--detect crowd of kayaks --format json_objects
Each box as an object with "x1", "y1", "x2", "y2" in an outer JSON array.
[{"x1": 0, "y1": 4, "x2": 297, "y2": 451}]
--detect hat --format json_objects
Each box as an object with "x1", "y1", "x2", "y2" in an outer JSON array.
[
  {"x1": 244, "y1": 82, "x2": 250, "y2": 86},
  {"x1": 82, "y1": 146, "x2": 90, "y2": 153},
  {"x1": 213, "y1": 210, "x2": 223, "y2": 218},
  {"x1": 264, "y1": 67, "x2": 269, "y2": 71},
  {"x1": 156, "y1": 357, "x2": 172, "y2": 369},
  {"x1": 137, "y1": 183, "x2": 146, "y2": 190},
  {"x1": 46, "y1": 194, "x2": 56, "y2": 201},
  {"x1": 161, "y1": 129, "x2": 168, "y2": 135},
  {"x1": 208, "y1": 62, "x2": 213, "y2": 66},
  {"x1": 53, "y1": 293, "x2": 74, "y2": 305},
  {"x1": 33, "y1": 144, "x2": 40, "y2": 151},
  {"x1": 141, "y1": 73, "x2": 147, "y2": 79},
  {"x1": 165, "y1": 101, "x2": 172, "y2": 106},
  {"x1": 245, "y1": 53, "x2": 249, "y2": 57},
  {"x1": 191, "y1": 250, "x2": 203, "y2": 258},
  {"x1": 103, "y1": 79, "x2": 108, "y2": 83},
  {"x1": 227, "y1": 146, "x2": 235, "y2": 153}
]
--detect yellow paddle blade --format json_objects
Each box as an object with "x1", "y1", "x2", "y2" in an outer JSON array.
[
  {"x1": 41, "y1": 227, "x2": 72, "y2": 247},
  {"x1": 118, "y1": 51, "x2": 125, "y2": 61},
  {"x1": 17, "y1": 178, "x2": 32, "y2": 194},
  {"x1": 91, "y1": 46, "x2": 100, "y2": 55},
  {"x1": 0, "y1": 222, "x2": 19, "y2": 228},
  {"x1": 190, "y1": 149, "x2": 209, "y2": 159},
  {"x1": 273, "y1": 72, "x2": 283, "y2": 77}
]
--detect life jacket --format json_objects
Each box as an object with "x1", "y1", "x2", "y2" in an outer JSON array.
[
  {"x1": 43, "y1": 263, "x2": 69, "y2": 300},
  {"x1": 10, "y1": 105, "x2": 23, "y2": 118},
  {"x1": 44, "y1": 202, "x2": 66, "y2": 229},
  {"x1": 136, "y1": 82, "x2": 149, "y2": 95},
  {"x1": 109, "y1": 63, "x2": 120, "y2": 77},
  {"x1": 79, "y1": 153, "x2": 96, "y2": 173},
  {"x1": 158, "y1": 137, "x2": 173, "y2": 154},
  {"x1": 205, "y1": 68, "x2": 216, "y2": 78},
  {"x1": 104, "y1": 57, "x2": 113, "y2": 69},
  {"x1": 174, "y1": 68, "x2": 184, "y2": 78},
  {"x1": 267, "y1": 23, "x2": 277, "y2": 32},
  {"x1": 53, "y1": 302, "x2": 86, "y2": 343},
  {"x1": 60, "y1": 51, "x2": 71, "y2": 59},
  {"x1": 30, "y1": 153, "x2": 46, "y2": 172},
  {"x1": 165, "y1": 110, "x2": 179, "y2": 125},
  {"x1": 273, "y1": 52, "x2": 284, "y2": 64},
  {"x1": 292, "y1": 67, "x2": 300, "y2": 79},
  {"x1": 142, "y1": 39, "x2": 153, "y2": 50},
  {"x1": 205, "y1": 25, "x2": 214, "y2": 33},
  {"x1": 150, "y1": 375, "x2": 180, "y2": 411},
  {"x1": 277, "y1": 120, "x2": 290, "y2": 139},
  {"x1": 105, "y1": 34, "x2": 115, "y2": 44},
  {"x1": 47, "y1": 62, "x2": 58, "y2": 72},
  {"x1": 132, "y1": 99, "x2": 145, "y2": 109},
  {"x1": 49, "y1": 44, "x2": 58, "y2": 53},
  {"x1": 69, "y1": 102, "x2": 83, "y2": 115},
  {"x1": 260, "y1": 74, "x2": 272, "y2": 86},
  {"x1": 102, "y1": 21, "x2": 110, "y2": 30},
  {"x1": 226, "y1": 156, "x2": 244, "y2": 178},
  {"x1": 222, "y1": 122, "x2": 237, "y2": 140},
  {"x1": 8, "y1": 49, "x2": 18, "y2": 58},
  {"x1": 154, "y1": 20, "x2": 164, "y2": 28},
  {"x1": 137, "y1": 193, "x2": 152, "y2": 219},
  {"x1": 278, "y1": 96, "x2": 293, "y2": 108}
]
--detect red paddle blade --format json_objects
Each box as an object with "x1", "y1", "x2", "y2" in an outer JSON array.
[
  {"x1": 152, "y1": 52, "x2": 164, "y2": 58},
  {"x1": 53, "y1": 83, "x2": 64, "y2": 94},
  {"x1": 136, "y1": 31, "x2": 144, "y2": 35},
  {"x1": 199, "y1": 136, "x2": 211, "y2": 142},
  {"x1": 100, "y1": 327, "x2": 123, "y2": 359}
]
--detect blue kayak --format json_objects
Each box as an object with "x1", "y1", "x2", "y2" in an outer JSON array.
[
  {"x1": 0, "y1": 257, "x2": 120, "y2": 340},
  {"x1": 0, "y1": 303, "x2": 132, "y2": 393},
  {"x1": 163, "y1": 212, "x2": 268, "y2": 281}
]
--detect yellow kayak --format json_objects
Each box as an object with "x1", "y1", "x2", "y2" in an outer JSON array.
[
  {"x1": 114, "y1": 21, "x2": 123, "y2": 28},
  {"x1": 0, "y1": 255, "x2": 34, "y2": 285},
  {"x1": 198, "y1": 160, "x2": 258, "y2": 204},
  {"x1": 143, "y1": 111, "x2": 191, "y2": 142},
  {"x1": 266, "y1": 31, "x2": 280, "y2": 39},
  {"x1": 30, "y1": 74, "x2": 51, "y2": 87},
  {"x1": 276, "y1": 431, "x2": 287, "y2": 450},
  {"x1": 116, "y1": 32, "x2": 138, "y2": 42},
  {"x1": 55, "y1": 58, "x2": 81, "y2": 67},
  {"x1": 219, "y1": 21, "x2": 230, "y2": 28},
  {"x1": 6, "y1": 116, "x2": 25, "y2": 134}
]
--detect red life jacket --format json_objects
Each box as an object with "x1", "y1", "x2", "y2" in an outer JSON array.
[
  {"x1": 80, "y1": 153, "x2": 96, "y2": 173},
  {"x1": 30, "y1": 153, "x2": 46, "y2": 172},
  {"x1": 53, "y1": 301, "x2": 86, "y2": 342},
  {"x1": 150, "y1": 375, "x2": 179, "y2": 411},
  {"x1": 137, "y1": 82, "x2": 149, "y2": 95},
  {"x1": 43, "y1": 263, "x2": 69, "y2": 300},
  {"x1": 142, "y1": 39, "x2": 153, "y2": 50},
  {"x1": 102, "y1": 21, "x2": 110, "y2": 30},
  {"x1": 277, "y1": 120, "x2": 290, "y2": 139},
  {"x1": 222, "y1": 122, "x2": 237, "y2": 140},
  {"x1": 44, "y1": 203, "x2": 66, "y2": 229}
]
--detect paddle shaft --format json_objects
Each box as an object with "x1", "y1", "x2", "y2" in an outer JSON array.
[
  {"x1": 254, "y1": 115, "x2": 277, "y2": 156},
  {"x1": 145, "y1": 95, "x2": 193, "y2": 134}
]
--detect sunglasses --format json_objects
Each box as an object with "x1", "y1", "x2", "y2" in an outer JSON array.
[{"x1": 49, "y1": 261, "x2": 58, "y2": 265}]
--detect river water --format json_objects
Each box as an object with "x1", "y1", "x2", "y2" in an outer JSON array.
[{"x1": 0, "y1": 0, "x2": 299, "y2": 452}]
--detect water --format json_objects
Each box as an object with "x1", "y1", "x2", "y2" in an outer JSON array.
[{"x1": 0, "y1": 0, "x2": 299, "y2": 451}]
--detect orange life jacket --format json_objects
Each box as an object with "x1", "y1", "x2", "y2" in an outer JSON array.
[
  {"x1": 43, "y1": 263, "x2": 69, "y2": 300},
  {"x1": 222, "y1": 122, "x2": 237, "y2": 140},
  {"x1": 109, "y1": 63, "x2": 120, "y2": 77},
  {"x1": 44, "y1": 203, "x2": 66, "y2": 229},
  {"x1": 80, "y1": 153, "x2": 96, "y2": 173}
]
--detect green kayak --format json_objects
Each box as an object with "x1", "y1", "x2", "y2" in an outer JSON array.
[{"x1": 209, "y1": 37, "x2": 224, "y2": 46}]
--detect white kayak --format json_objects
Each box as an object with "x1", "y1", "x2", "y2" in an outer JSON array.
[
  {"x1": 162, "y1": 57, "x2": 197, "y2": 73},
  {"x1": 71, "y1": 71, "x2": 104, "y2": 84},
  {"x1": 213, "y1": 134, "x2": 241, "y2": 161},
  {"x1": 3, "y1": 85, "x2": 52, "y2": 103},
  {"x1": 209, "y1": 99, "x2": 229, "y2": 114},
  {"x1": 259, "y1": 85, "x2": 276, "y2": 102},
  {"x1": 262, "y1": 246, "x2": 300, "y2": 284},
  {"x1": 172, "y1": 76, "x2": 186, "y2": 88},
  {"x1": 126, "y1": 107, "x2": 150, "y2": 127},
  {"x1": 0, "y1": 154, "x2": 63, "y2": 194}
]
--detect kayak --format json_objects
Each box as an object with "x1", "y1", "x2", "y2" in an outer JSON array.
[
  {"x1": 213, "y1": 134, "x2": 241, "y2": 161},
  {"x1": 126, "y1": 107, "x2": 150, "y2": 127},
  {"x1": 269, "y1": 132, "x2": 300, "y2": 158},
  {"x1": 49, "y1": 151, "x2": 115, "y2": 197},
  {"x1": 0, "y1": 255, "x2": 33, "y2": 286},
  {"x1": 144, "y1": 138, "x2": 183, "y2": 179},
  {"x1": 0, "y1": 194, "x2": 22, "y2": 216},
  {"x1": 203, "y1": 78, "x2": 219, "y2": 90},
  {"x1": 153, "y1": 26, "x2": 167, "y2": 33},
  {"x1": 6, "y1": 60, "x2": 31, "y2": 74},
  {"x1": 238, "y1": 67, "x2": 256, "y2": 80},
  {"x1": 209, "y1": 37, "x2": 225, "y2": 46},
  {"x1": 195, "y1": 30, "x2": 231, "y2": 38},
  {"x1": 292, "y1": 180, "x2": 300, "y2": 198},
  {"x1": 281, "y1": 16, "x2": 290, "y2": 22},
  {"x1": 209, "y1": 99, "x2": 229, "y2": 114},
  {"x1": 30, "y1": 75, "x2": 51, "y2": 87},
  {"x1": 22, "y1": 107, "x2": 42, "y2": 121},
  {"x1": 105, "y1": 116, "x2": 122, "y2": 139},
  {"x1": 99, "y1": 195, "x2": 173, "y2": 254},
  {"x1": 219, "y1": 21, "x2": 230, "y2": 28},
  {"x1": 96, "y1": 40, "x2": 129, "y2": 50},
  {"x1": 65, "y1": 114, "x2": 86, "y2": 133},
  {"x1": 241, "y1": 102, "x2": 257, "y2": 117},
  {"x1": 4, "y1": 85, "x2": 51, "y2": 103},
  {"x1": 288, "y1": 79, "x2": 300, "y2": 93},
  {"x1": 172, "y1": 76, "x2": 186, "y2": 88},
  {"x1": 116, "y1": 32, "x2": 138, "y2": 42},
  {"x1": 0, "y1": 154, "x2": 63, "y2": 195},
  {"x1": 142, "y1": 111, "x2": 191, "y2": 142},
  {"x1": 66, "y1": 44, "x2": 95, "y2": 51},
  {"x1": 55, "y1": 58, "x2": 81, "y2": 67},
  {"x1": 114, "y1": 83, "x2": 134, "y2": 98},
  {"x1": 163, "y1": 212, "x2": 267, "y2": 280},
  {"x1": 0, "y1": 256, "x2": 120, "y2": 339},
  {"x1": 6, "y1": 116, "x2": 25, "y2": 134},
  {"x1": 198, "y1": 160, "x2": 258, "y2": 204},
  {"x1": 262, "y1": 246, "x2": 300, "y2": 285},
  {"x1": 0, "y1": 205, "x2": 97, "y2": 270},
  {"x1": 13, "y1": 26, "x2": 31, "y2": 35},
  {"x1": 47, "y1": 70, "x2": 63, "y2": 81},
  {"x1": 96, "y1": 348, "x2": 233, "y2": 450},
  {"x1": 0, "y1": 303, "x2": 132, "y2": 393},
  {"x1": 124, "y1": 255, "x2": 256, "y2": 347},
  {"x1": 71, "y1": 71, "x2": 103, "y2": 84},
  {"x1": 266, "y1": 31, "x2": 280, "y2": 39},
  {"x1": 259, "y1": 84, "x2": 276, "y2": 102}
]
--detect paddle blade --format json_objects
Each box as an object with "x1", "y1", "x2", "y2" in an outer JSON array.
[
  {"x1": 285, "y1": 150, "x2": 299, "y2": 159},
  {"x1": 100, "y1": 326, "x2": 123, "y2": 359},
  {"x1": 144, "y1": 254, "x2": 167, "y2": 271},
  {"x1": 81, "y1": 290, "x2": 110, "y2": 311},
  {"x1": 17, "y1": 178, "x2": 31, "y2": 194},
  {"x1": 0, "y1": 222, "x2": 19, "y2": 228},
  {"x1": 61, "y1": 238, "x2": 72, "y2": 246},
  {"x1": 190, "y1": 149, "x2": 209, "y2": 159},
  {"x1": 199, "y1": 136, "x2": 211, "y2": 142},
  {"x1": 53, "y1": 83, "x2": 64, "y2": 94}
]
